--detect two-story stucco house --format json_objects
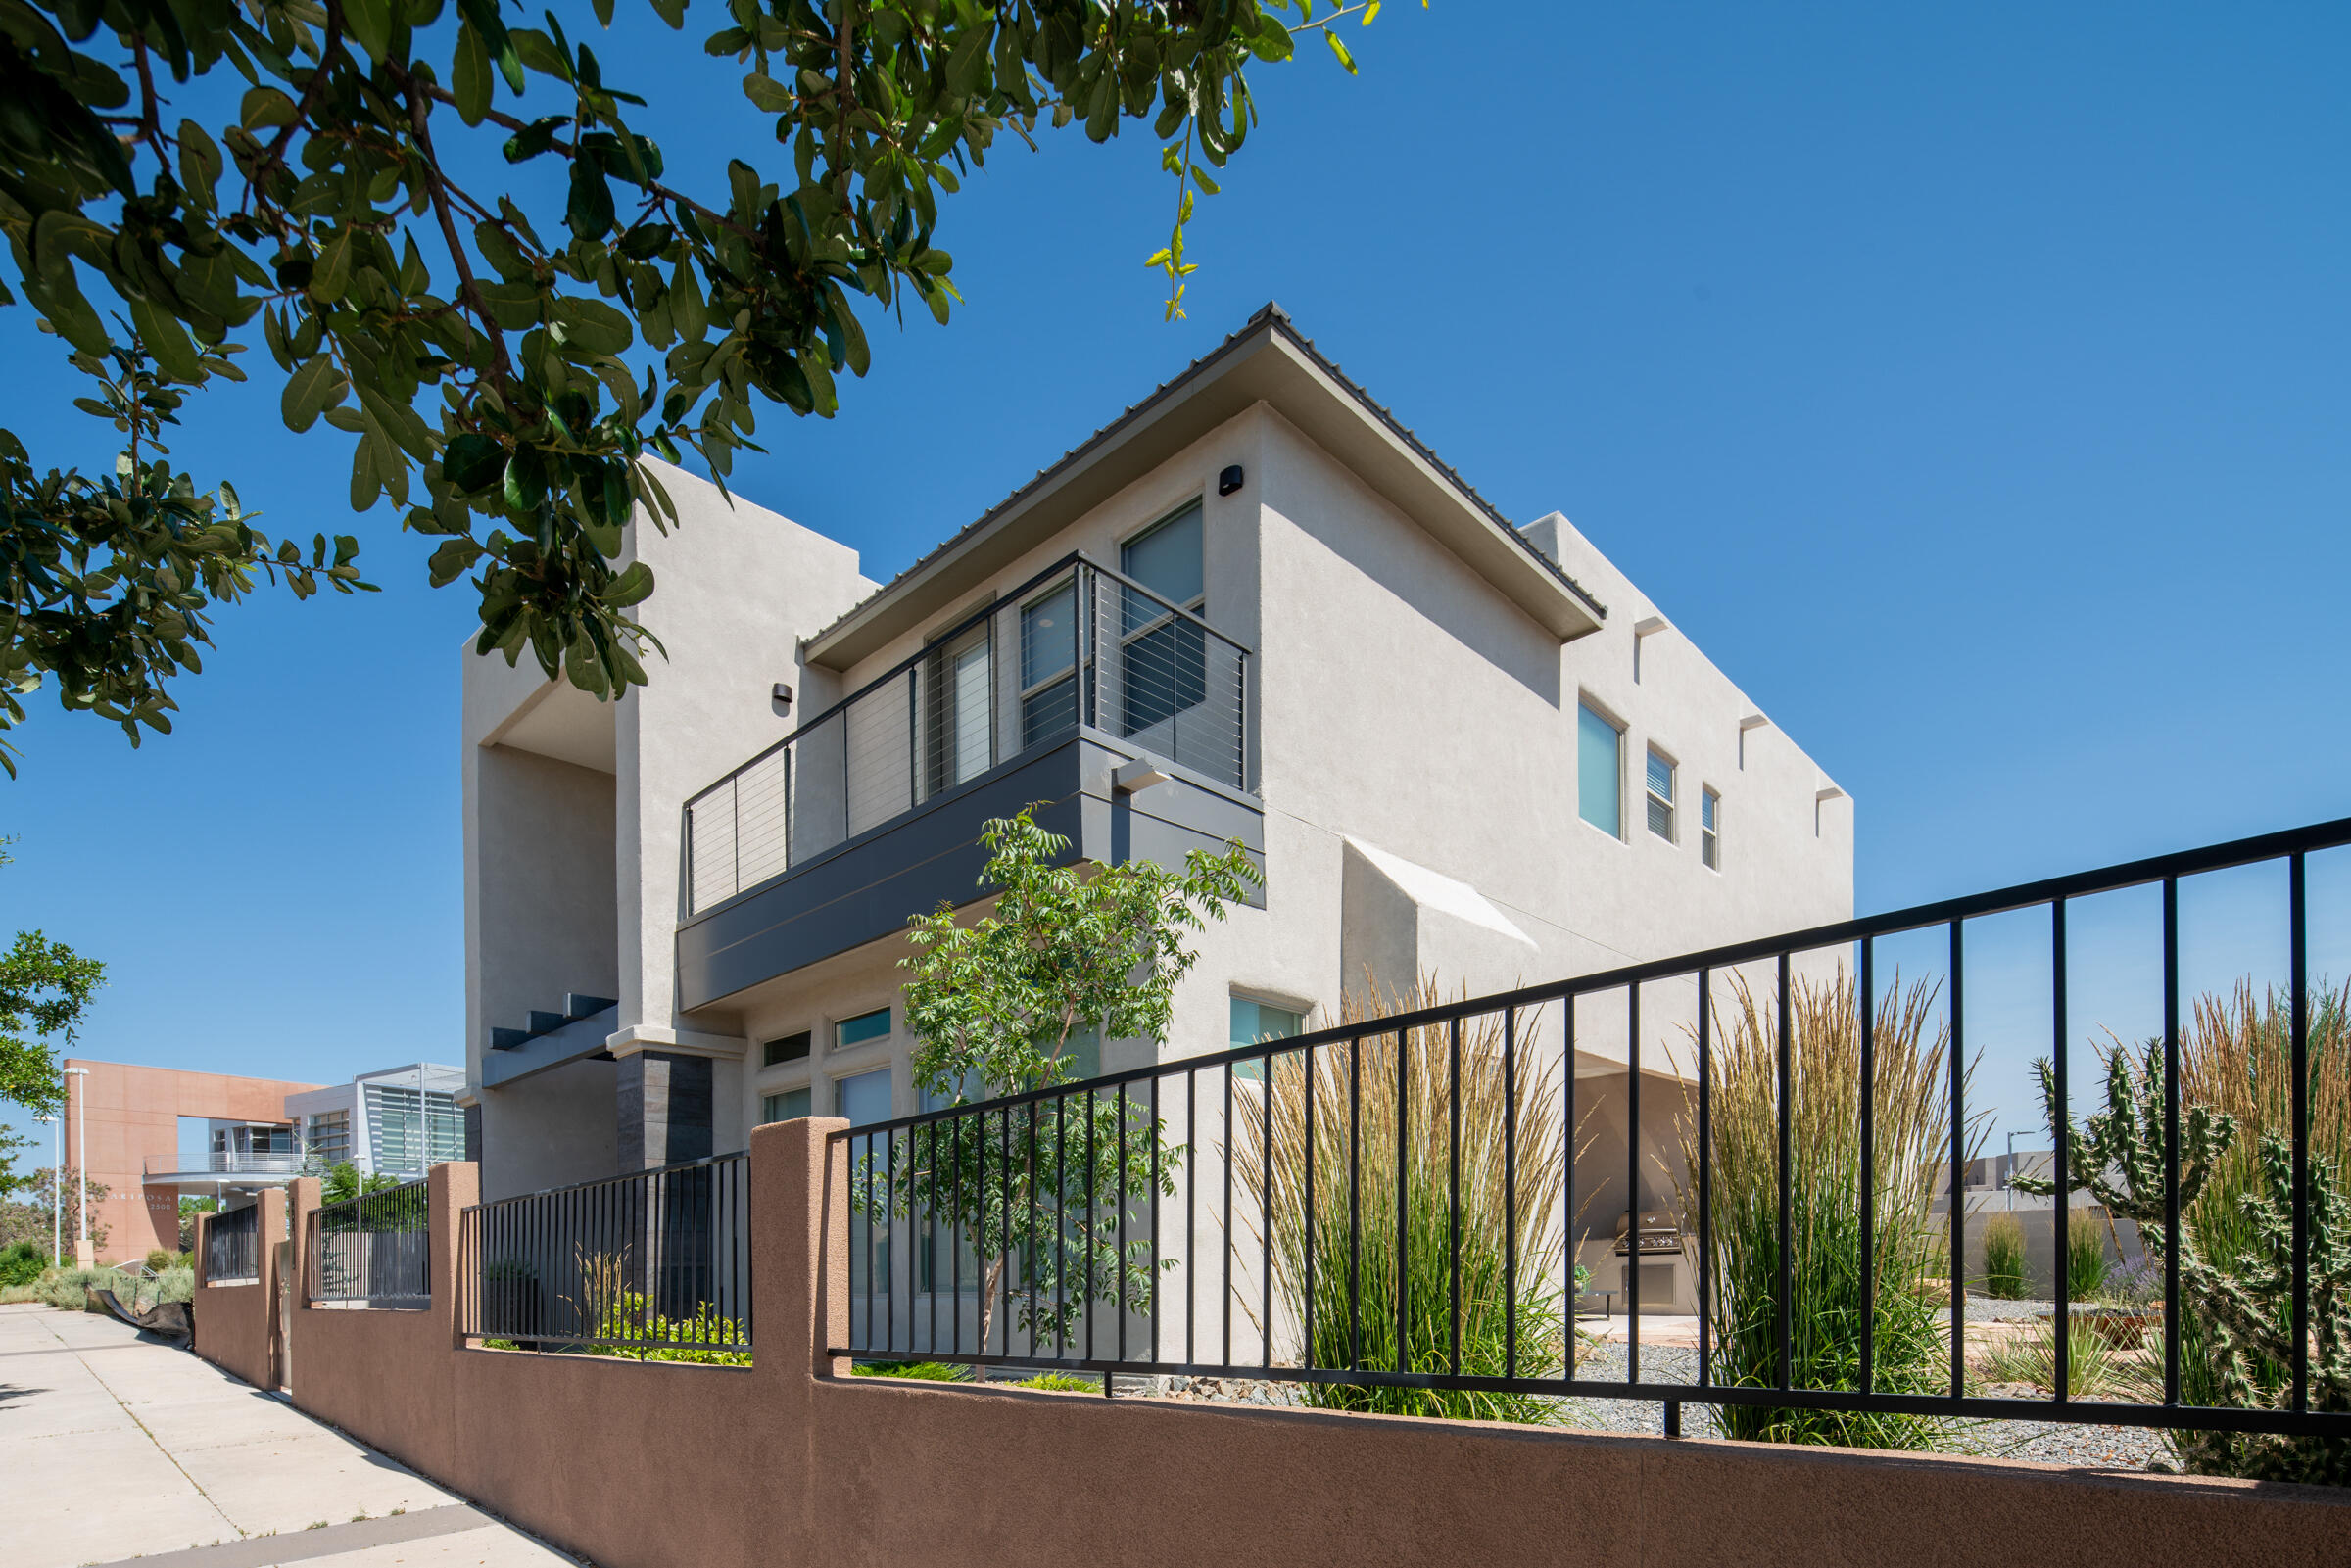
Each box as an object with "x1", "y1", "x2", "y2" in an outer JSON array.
[{"x1": 459, "y1": 305, "x2": 1852, "y2": 1307}]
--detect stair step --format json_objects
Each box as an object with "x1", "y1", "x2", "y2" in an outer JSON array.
[
  {"x1": 489, "y1": 1026, "x2": 528, "y2": 1052},
  {"x1": 563, "y1": 994, "x2": 619, "y2": 1019}
]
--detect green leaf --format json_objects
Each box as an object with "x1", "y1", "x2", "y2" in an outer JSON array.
[
  {"x1": 280, "y1": 355, "x2": 347, "y2": 432},
  {"x1": 343, "y1": 0, "x2": 393, "y2": 63},
  {"x1": 453, "y1": 22, "x2": 493, "y2": 124},
  {"x1": 742, "y1": 71, "x2": 792, "y2": 113},
  {"x1": 128, "y1": 297, "x2": 202, "y2": 382},
  {"x1": 1325, "y1": 30, "x2": 1357, "y2": 73},
  {"x1": 443, "y1": 432, "x2": 507, "y2": 492},
  {"x1": 552, "y1": 298, "x2": 631, "y2": 357},
  {"x1": 567, "y1": 161, "x2": 615, "y2": 241},
  {"x1": 605, "y1": 560, "x2": 654, "y2": 608}
]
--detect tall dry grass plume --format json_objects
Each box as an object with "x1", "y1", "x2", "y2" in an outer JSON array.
[
  {"x1": 2172, "y1": 980, "x2": 2351, "y2": 1412},
  {"x1": 1683, "y1": 968, "x2": 1978, "y2": 1447},
  {"x1": 1234, "y1": 975, "x2": 1566, "y2": 1421}
]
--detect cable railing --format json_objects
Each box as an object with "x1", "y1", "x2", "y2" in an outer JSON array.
[
  {"x1": 309, "y1": 1179, "x2": 430, "y2": 1307},
  {"x1": 203, "y1": 1204, "x2": 262, "y2": 1284},
  {"x1": 684, "y1": 553, "x2": 1250, "y2": 915},
  {"x1": 833, "y1": 814, "x2": 2351, "y2": 1449},
  {"x1": 459, "y1": 1154, "x2": 751, "y2": 1359}
]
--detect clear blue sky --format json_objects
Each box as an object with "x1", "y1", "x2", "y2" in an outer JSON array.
[{"x1": 4, "y1": 1, "x2": 2346, "y2": 1156}]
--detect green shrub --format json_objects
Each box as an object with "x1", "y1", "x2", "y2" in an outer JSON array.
[
  {"x1": 1690, "y1": 973, "x2": 1968, "y2": 1449},
  {"x1": 0, "y1": 1239, "x2": 50, "y2": 1288},
  {"x1": 1978, "y1": 1315, "x2": 2149, "y2": 1402},
  {"x1": 144, "y1": 1248, "x2": 174, "y2": 1271},
  {"x1": 37, "y1": 1266, "x2": 123, "y2": 1311},
  {"x1": 1016, "y1": 1371, "x2": 1098, "y2": 1391},
  {"x1": 1980, "y1": 1214, "x2": 2028, "y2": 1300},
  {"x1": 851, "y1": 1360, "x2": 967, "y2": 1381},
  {"x1": 2064, "y1": 1214, "x2": 2111, "y2": 1301},
  {"x1": 568, "y1": 1253, "x2": 750, "y2": 1365}
]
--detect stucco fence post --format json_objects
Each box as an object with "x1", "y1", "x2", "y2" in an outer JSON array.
[
  {"x1": 286, "y1": 1164, "x2": 474, "y2": 1480},
  {"x1": 190, "y1": 1185, "x2": 287, "y2": 1391}
]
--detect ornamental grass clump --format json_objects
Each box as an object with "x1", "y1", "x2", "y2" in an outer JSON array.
[
  {"x1": 1980, "y1": 1213, "x2": 2028, "y2": 1301},
  {"x1": 1237, "y1": 979, "x2": 1565, "y2": 1423},
  {"x1": 1686, "y1": 970, "x2": 1975, "y2": 1449},
  {"x1": 2064, "y1": 1213, "x2": 2113, "y2": 1302}
]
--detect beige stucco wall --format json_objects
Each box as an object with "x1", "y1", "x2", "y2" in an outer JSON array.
[{"x1": 463, "y1": 462, "x2": 874, "y2": 1191}]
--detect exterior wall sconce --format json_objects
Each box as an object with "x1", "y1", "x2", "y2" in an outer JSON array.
[
  {"x1": 1218, "y1": 465, "x2": 1245, "y2": 497},
  {"x1": 772, "y1": 682, "x2": 794, "y2": 716}
]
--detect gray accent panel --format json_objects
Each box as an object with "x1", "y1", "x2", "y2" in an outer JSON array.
[
  {"x1": 480, "y1": 1005, "x2": 616, "y2": 1088},
  {"x1": 677, "y1": 731, "x2": 1264, "y2": 1009},
  {"x1": 618, "y1": 1051, "x2": 713, "y2": 1170}
]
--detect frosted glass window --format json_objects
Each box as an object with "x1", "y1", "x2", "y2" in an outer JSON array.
[
  {"x1": 1578, "y1": 703, "x2": 1622, "y2": 837},
  {"x1": 837, "y1": 1069, "x2": 892, "y2": 1127}
]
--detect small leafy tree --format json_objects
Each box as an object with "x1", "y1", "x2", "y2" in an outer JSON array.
[
  {"x1": 177, "y1": 1194, "x2": 217, "y2": 1252},
  {"x1": 878, "y1": 805, "x2": 1258, "y2": 1354},
  {"x1": 0, "y1": 843, "x2": 107, "y2": 1114},
  {"x1": 2022, "y1": 1043, "x2": 2351, "y2": 1484},
  {"x1": 320, "y1": 1161, "x2": 400, "y2": 1205}
]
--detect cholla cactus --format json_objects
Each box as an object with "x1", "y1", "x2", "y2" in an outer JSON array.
[{"x1": 2022, "y1": 1044, "x2": 2351, "y2": 1483}]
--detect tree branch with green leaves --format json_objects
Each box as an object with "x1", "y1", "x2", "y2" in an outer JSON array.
[{"x1": 1, "y1": 0, "x2": 1400, "y2": 771}]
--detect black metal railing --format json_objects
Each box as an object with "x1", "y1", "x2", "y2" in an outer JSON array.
[
  {"x1": 833, "y1": 814, "x2": 2351, "y2": 1444},
  {"x1": 204, "y1": 1204, "x2": 262, "y2": 1284},
  {"x1": 459, "y1": 1154, "x2": 751, "y2": 1358},
  {"x1": 309, "y1": 1180, "x2": 430, "y2": 1307},
  {"x1": 683, "y1": 552, "x2": 1252, "y2": 914}
]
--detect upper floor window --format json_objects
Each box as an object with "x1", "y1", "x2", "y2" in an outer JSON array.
[
  {"x1": 1119, "y1": 503, "x2": 1208, "y2": 738},
  {"x1": 836, "y1": 1008, "x2": 890, "y2": 1049},
  {"x1": 763, "y1": 1030, "x2": 812, "y2": 1068},
  {"x1": 1019, "y1": 579, "x2": 1080, "y2": 748},
  {"x1": 1646, "y1": 748, "x2": 1676, "y2": 841},
  {"x1": 1577, "y1": 702, "x2": 1623, "y2": 837},
  {"x1": 922, "y1": 624, "x2": 993, "y2": 794},
  {"x1": 1702, "y1": 787, "x2": 1721, "y2": 870}
]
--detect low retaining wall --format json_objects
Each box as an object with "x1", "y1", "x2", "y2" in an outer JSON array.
[
  {"x1": 190, "y1": 1187, "x2": 285, "y2": 1392},
  {"x1": 238, "y1": 1128, "x2": 2351, "y2": 1568}
]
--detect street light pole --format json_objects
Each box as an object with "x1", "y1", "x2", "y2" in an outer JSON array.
[
  {"x1": 63, "y1": 1066, "x2": 91, "y2": 1267},
  {"x1": 36, "y1": 1115, "x2": 58, "y2": 1263}
]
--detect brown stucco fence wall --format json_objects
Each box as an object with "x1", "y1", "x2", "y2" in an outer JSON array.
[
  {"x1": 232, "y1": 1123, "x2": 2351, "y2": 1568},
  {"x1": 190, "y1": 1186, "x2": 285, "y2": 1392}
]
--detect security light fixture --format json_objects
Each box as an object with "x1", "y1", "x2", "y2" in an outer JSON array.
[{"x1": 1218, "y1": 464, "x2": 1244, "y2": 497}]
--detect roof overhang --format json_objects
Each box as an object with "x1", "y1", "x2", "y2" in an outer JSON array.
[{"x1": 804, "y1": 309, "x2": 1606, "y2": 671}]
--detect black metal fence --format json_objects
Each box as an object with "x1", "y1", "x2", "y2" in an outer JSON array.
[
  {"x1": 309, "y1": 1180, "x2": 430, "y2": 1307},
  {"x1": 203, "y1": 1203, "x2": 261, "y2": 1284},
  {"x1": 834, "y1": 814, "x2": 2351, "y2": 1445},
  {"x1": 459, "y1": 1154, "x2": 751, "y2": 1357}
]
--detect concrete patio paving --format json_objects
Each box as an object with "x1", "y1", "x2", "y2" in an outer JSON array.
[{"x1": 0, "y1": 1303, "x2": 579, "y2": 1568}]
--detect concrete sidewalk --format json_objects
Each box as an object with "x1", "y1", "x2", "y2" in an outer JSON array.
[{"x1": 1, "y1": 1304, "x2": 579, "y2": 1568}]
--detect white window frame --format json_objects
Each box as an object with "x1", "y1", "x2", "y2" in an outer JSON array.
[
  {"x1": 1645, "y1": 745, "x2": 1677, "y2": 843},
  {"x1": 1701, "y1": 785, "x2": 1721, "y2": 871}
]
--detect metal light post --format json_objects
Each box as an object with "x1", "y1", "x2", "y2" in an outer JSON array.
[
  {"x1": 36, "y1": 1114, "x2": 59, "y2": 1263},
  {"x1": 63, "y1": 1066, "x2": 91, "y2": 1267}
]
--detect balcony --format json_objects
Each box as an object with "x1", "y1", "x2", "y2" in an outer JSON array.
[
  {"x1": 144, "y1": 1152, "x2": 305, "y2": 1183},
  {"x1": 676, "y1": 554, "x2": 1261, "y2": 1009}
]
